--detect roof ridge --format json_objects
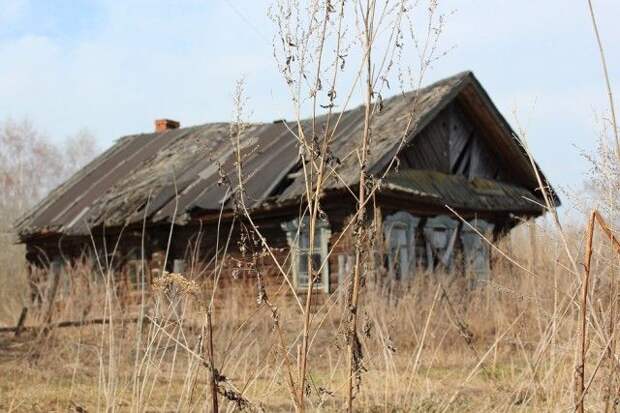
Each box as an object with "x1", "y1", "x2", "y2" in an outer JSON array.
[{"x1": 114, "y1": 71, "x2": 477, "y2": 140}]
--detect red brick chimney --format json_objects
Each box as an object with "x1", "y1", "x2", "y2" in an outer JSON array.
[{"x1": 155, "y1": 119, "x2": 180, "y2": 132}]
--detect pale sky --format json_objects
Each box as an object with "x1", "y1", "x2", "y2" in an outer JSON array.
[{"x1": 1, "y1": 0, "x2": 619, "y2": 204}]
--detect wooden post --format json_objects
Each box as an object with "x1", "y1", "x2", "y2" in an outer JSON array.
[
  {"x1": 44, "y1": 264, "x2": 61, "y2": 327},
  {"x1": 14, "y1": 307, "x2": 28, "y2": 337}
]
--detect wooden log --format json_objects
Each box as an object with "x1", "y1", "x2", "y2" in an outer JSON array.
[
  {"x1": 0, "y1": 315, "x2": 207, "y2": 334},
  {"x1": 0, "y1": 316, "x2": 144, "y2": 333}
]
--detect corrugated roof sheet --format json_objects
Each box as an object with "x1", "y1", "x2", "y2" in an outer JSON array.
[{"x1": 14, "y1": 71, "x2": 554, "y2": 238}]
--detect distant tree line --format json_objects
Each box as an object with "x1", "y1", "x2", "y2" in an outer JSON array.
[{"x1": 0, "y1": 117, "x2": 98, "y2": 230}]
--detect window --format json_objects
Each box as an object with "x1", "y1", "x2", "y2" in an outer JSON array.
[
  {"x1": 460, "y1": 219, "x2": 494, "y2": 285},
  {"x1": 173, "y1": 259, "x2": 186, "y2": 274},
  {"x1": 423, "y1": 216, "x2": 459, "y2": 271},
  {"x1": 387, "y1": 226, "x2": 409, "y2": 280},
  {"x1": 384, "y1": 212, "x2": 420, "y2": 280},
  {"x1": 282, "y1": 218, "x2": 331, "y2": 292},
  {"x1": 127, "y1": 259, "x2": 148, "y2": 288},
  {"x1": 125, "y1": 247, "x2": 148, "y2": 289}
]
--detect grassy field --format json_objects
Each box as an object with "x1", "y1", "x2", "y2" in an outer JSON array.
[
  {"x1": 0, "y1": 0, "x2": 618, "y2": 409},
  {"x1": 0, "y1": 223, "x2": 617, "y2": 412}
]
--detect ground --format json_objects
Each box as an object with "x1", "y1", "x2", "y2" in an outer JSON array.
[{"x1": 0, "y1": 266, "x2": 606, "y2": 412}]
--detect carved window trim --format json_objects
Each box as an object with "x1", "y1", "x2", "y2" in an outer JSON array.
[
  {"x1": 460, "y1": 219, "x2": 494, "y2": 284},
  {"x1": 281, "y1": 217, "x2": 331, "y2": 293},
  {"x1": 384, "y1": 211, "x2": 420, "y2": 280},
  {"x1": 423, "y1": 216, "x2": 460, "y2": 271}
]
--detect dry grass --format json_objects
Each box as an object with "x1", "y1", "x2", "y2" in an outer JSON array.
[
  {"x1": 0, "y1": 1, "x2": 618, "y2": 411},
  {"x1": 0, "y1": 222, "x2": 617, "y2": 412}
]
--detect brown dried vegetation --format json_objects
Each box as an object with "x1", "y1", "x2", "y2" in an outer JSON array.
[{"x1": 1, "y1": 1, "x2": 620, "y2": 412}]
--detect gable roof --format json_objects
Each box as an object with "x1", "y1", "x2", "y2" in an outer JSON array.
[{"x1": 15, "y1": 71, "x2": 556, "y2": 238}]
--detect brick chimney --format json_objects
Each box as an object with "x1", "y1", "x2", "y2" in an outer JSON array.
[{"x1": 155, "y1": 119, "x2": 180, "y2": 132}]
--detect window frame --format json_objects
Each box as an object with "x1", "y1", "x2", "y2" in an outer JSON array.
[
  {"x1": 281, "y1": 217, "x2": 332, "y2": 293},
  {"x1": 423, "y1": 215, "x2": 460, "y2": 271},
  {"x1": 460, "y1": 218, "x2": 494, "y2": 284},
  {"x1": 383, "y1": 211, "x2": 420, "y2": 280}
]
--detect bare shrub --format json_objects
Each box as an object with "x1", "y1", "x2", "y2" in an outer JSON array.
[{"x1": 0, "y1": 118, "x2": 97, "y2": 325}]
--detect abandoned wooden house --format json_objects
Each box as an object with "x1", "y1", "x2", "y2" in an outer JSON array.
[{"x1": 15, "y1": 71, "x2": 558, "y2": 294}]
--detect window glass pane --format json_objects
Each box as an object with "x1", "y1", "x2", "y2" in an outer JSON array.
[
  {"x1": 288, "y1": 219, "x2": 329, "y2": 289},
  {"x1": 399, "y1": 246, "x2": 409, "y2": 278},
  {"x1": 128, "y1": 260, "x2": 147, "y2": 288},
  {"x1": 299, "y1": 228, "x2": 309, "y2": 249},
  {"x1": 311, "y1": 253, "x2": 322, "y2": 272},
  {"x1": 298, "y1": 253, "x2": 323, "y2": 286},
  {"x1": 298, "y1": 227, "x2": 321, "y2": 250},
  {"x1": 298, "y1": 270, "x2": 309, "y2": 286},
  {"x1": 388, "y1": 227, "x2": 409, "y2": 279},
  {"x1": 299, "y1": 253, "x2": 323, "y2": 275},
  {"x1": 299, "y1": 253, "x2": 308, "y2": 274},
  {"x1": 430, "y1": 229, "x2": 448, "y2": 249},
  {"x1": 313, "y1": 233, "x2": 321, "y2": 249}
]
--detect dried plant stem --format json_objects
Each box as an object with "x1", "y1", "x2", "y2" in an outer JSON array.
[
  {"x1": 587, "y1": 0, "x2": 620, "y2": 162},
  {"x1": 206, "y1": 311, "x2": 219, "y2": 412},
  {"x1": 573, "y1": 210, "x2": 619, "y2": 412},
  {"x1": 229, "y1": 79, "x2": 301, "y2": 410},
  {"x1": 593, "y1": 212, "x2": 620, "y2": 252},
  {"x1": 605, "y1": 251, "x2": 619, "y2": 413},
  {"x1": 441, "y1": 311, "x2": 525, "y2": 413},
  {"x1": 590, "y1": 211, "x2": 620, "y2": 413},
  {"x1": 347, "y1": 2, "x2": 374, "y2": 411},
  {"x1": 576, "y1": 211, "x2": 595, "y2": 413},
  {"x1": 585, "y1": 10, "x2": 620, "y2": 403},
  {"x1": 297, "y1": 3, "x2": 334, "y2": 408}
]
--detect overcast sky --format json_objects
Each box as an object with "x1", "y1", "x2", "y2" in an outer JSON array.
[{"x1": 1, "y1": 0, "x2": 619, "y2": 205}]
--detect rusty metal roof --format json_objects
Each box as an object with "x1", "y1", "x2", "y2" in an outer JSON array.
[{"x1": 15, "y1": 71, "x2": 556, "y2": 238}]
